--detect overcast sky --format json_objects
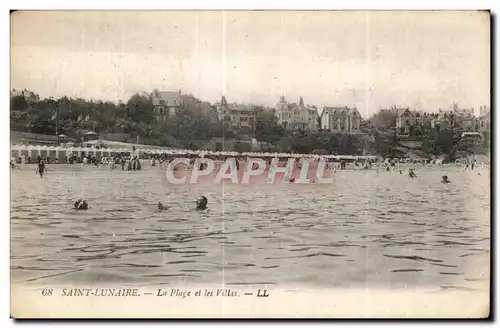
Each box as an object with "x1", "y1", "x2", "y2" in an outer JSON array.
[{"x1": 11, "y1": 11, "x2": 490, "y2": 116}]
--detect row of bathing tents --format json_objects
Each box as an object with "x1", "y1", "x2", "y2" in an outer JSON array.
[{"x1": 10, "y1": 144, "x2": 380, "y2": 163}]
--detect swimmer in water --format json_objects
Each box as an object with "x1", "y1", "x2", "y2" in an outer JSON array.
[
  {"x1": 441, "y1": 175, "x2": 451, "y2": 184},
  {"x1": 36, "y1": 160, "x2": 46, "y2": 178},
  {"x1": 74, "y1": 199, "x2": 89, "y2": 210},
  {"x1": 408, "y1": 168, "x2": 417, "y2": 178},
  {"x1": 196, "y1": 196, "x2": 208, "y2": 210},
  {"x1": 157, "y1": 202, "x2": 170, "y2": 211}
]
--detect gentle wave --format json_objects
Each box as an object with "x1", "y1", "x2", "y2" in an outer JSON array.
[{"x1": 10, "y1": 164, "x2": 490, "y2": 289}]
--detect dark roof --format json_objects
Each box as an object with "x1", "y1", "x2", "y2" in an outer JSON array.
[{"x1": 322, "y1": 106, "x2": 360, "y2": 117}]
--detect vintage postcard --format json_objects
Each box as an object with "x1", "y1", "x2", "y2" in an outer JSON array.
[{"x1": 10, "y1": 10, "x2": 490, "y2": 318}]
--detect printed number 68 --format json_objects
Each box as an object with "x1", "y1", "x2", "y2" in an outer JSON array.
[{"x1": 41, "y1": 288, "x2": 53, "y2": 296}]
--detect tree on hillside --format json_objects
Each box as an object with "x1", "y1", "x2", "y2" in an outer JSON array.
[
  {"x1": 10, "y1": 95, "x2": 28, "y2": 111},
  {"x1": 126, "y1": 93, "x2": 154, "y2": 124},
  {"x1": 254, "y1": 107, "x2": 284, "y2": 144},
  {"x1": 30, "y1": 111, "x2": 57, "y2": 135},
  {"x1": 421, "y1": 129, "x2": 457, "y2": 160},
  {"x1": 233, "y1": 141, "x2": 252, "y2": 153},
  {"x1": 372, "y1": 131, "x2": 402, "y2": 158},
  {"x1": 338, "y1": 134, "x2": 363, "y2": 155},
  {"x1": 181, "y1": 94, "x2": 212, "y2": 115},
  {"x1": 365, "y1": 108, "x2": 398, "y2": 133}
]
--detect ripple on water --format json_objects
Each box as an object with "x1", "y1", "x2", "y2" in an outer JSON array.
[{"x1": 10, "y1": 165, "x2": 490, "y2": 290}]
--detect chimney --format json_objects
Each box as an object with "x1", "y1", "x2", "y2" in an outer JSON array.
[
  {"x1": 481, "y1": 106, "x2": 488, "y2": 116},
  {"x1": 280, "y1": 96, "x2": 285, "y2": 103}
]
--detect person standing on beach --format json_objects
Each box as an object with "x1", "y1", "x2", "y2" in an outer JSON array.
[{"x1": 36, "y1": 160, "x2": 46, "y2": 178}]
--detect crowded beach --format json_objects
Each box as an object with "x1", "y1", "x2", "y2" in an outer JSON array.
[{"x1": 9, "y1": 143, "x2": 487, "y2": 172}]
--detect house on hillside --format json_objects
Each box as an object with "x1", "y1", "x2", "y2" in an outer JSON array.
[
  {"x1": 479, "y1": 105, "x2": 491, "y2": 133},
  {"x1": 230, "y1": 104, "x2": 255, "y2": 131},
  {"x1": 215, "y1": 96, "x2": 256, "y2": 131},
  {"x1": 392, "y1": 108, "x2": 433, "y2": 135},
  {"x1": 275, "y1": 96, "x2": 319, "y2": 132},
  {"x1": 454, "y1": 113, "x2": 476, "y2": 132},
  {"x1": 449, "y1": 103, "x2": 476, "y2": 132},
  {"x1": 431, "y1": 112, "x2": 453, "y2": 130},
  {"x1": 395, "y1": 108, "x2": 414, "y2": 134},
  {"x1": 152, "y1": 90, "x2": 183, "y2": 120},
  {"x1": 414, "y1": 111, "x2": 433, "y2": 130},
  {"x1": 320, "y1": 106, "x2": 361, "y2": 133},
  {"x1": 275, "y1": 96, "x2": 298, "y2": 130},
  {"x1": 449, "y1": 103, "x2": 475, "y2": 117},
  {"x1": 431, "y1": 103, "x2": 477, "y2": 132},
  {"x1": 308, "y1": 106, "x2": 319, "y2": 131},
  {"x1": 214, "y1": 95, "x2": 231, "y2": 122},
  {"x1": 82, "y1": 131, "x2": 99, "y2": 142}
]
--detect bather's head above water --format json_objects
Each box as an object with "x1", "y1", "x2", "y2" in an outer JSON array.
[
  {"x1": 157, "y1": 202, "x2": 170, "y2": 211},
  {"x1": 74, "y1": 199, "x2": 89, "y2": 210},
  {"x1": 196, "y1": 196, "x2": 208, "y2": 210}
]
